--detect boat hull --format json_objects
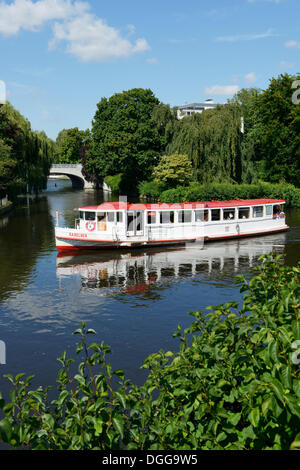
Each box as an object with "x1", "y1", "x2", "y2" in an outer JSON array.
[{"x1": 55, "y1": 225, "x2": 289, "y2": 252}]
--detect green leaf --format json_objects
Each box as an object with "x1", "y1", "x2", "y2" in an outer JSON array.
[
  {"x1": 86, "y1": 328, "x2": 97, "y2": 335},
  {"x1": 113, "y1": 369, "x2": 124, "y2": 380},
  {"x1": 249, "y1": 407, "x2": 260, "y2": 428},
  {"x1": 94, "y1": 418, "x2": 103, "y2": 436},
  {"x1": 112, "y1": 416, "x2": 124, "y2": 439},
  {"x1": 115, "y1": 391, "x2": 126, "y2": 409},
  {"x1": 0, "y1": 417, "x2": 12, "y2": 442}
]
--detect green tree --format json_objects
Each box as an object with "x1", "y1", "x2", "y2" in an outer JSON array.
[
  {"x1": 55, "y1": 128, "x2": 90, "y2": 164},
  {"x1": 0, "y1": 138, "x2": 21, "y2": 197},
  {"x1": 152, "y1": 153, "x2": 193, "y2": 188},
  {"x1": 86, "y1": 88, "x2": 163, "y2": 192}
]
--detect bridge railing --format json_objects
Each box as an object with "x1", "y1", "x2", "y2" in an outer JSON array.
[{"x1": 51, "y1": 164, "x2": 82, "y2": 168}]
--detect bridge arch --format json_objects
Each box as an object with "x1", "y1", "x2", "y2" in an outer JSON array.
[{"x1": 50, "y1": 164, "x2": 111, "y2": 190}]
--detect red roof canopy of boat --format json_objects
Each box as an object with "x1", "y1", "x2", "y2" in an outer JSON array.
[{"x1": 77, "y1": 199, "x2": 285, "y2": 211}]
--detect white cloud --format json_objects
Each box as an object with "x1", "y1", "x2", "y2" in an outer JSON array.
[
  {"x1": 0, "y1": 0, "x2": 150, "y2": 62},
  {"x1": 285, "y1": 40, "x2": 300, "y2": 49},
  {"x1": 0, "y1": 0, "x2": 87, "y2": 36},
  {"x1": 279, "y1": 60, "x2": 295, "y2": 68},
  {"x1": 204, "y1": 85, "x2": 239, "y2": 96},
  {"x1": 216, "y1": 28, "x2": 275, "y2": 43},
  {"x1": 146, "y1": 57, "x2": 158, "y2": 64},
  {"x1": 244, "y1": 72, "x2": 257, "y2": 84},
  {"x1": 50, "y1": 13, "x2": 150, "y2": 61},
  {"x1": 248, "y1": 0, "x2": 281, "y2": 3}
]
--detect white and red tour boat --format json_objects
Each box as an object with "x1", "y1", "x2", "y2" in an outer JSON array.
[{"x1": 54, "y1": 199, "x2": 289, "y2": 252}]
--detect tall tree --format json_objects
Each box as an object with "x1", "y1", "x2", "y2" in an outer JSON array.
[
  {"x1": 252, "y1": 74, "x2": 300, "y2": 186},
  {"x1": 86, "y1": 88, "x2": 163, "y2": 192}
]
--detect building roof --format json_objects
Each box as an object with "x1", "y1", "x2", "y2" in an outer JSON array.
[
  {"x1": 77, "y1": 199, "x2": 285, "y2": 211},
  {"x1": 178, "y1": 102, "x2": 218, "y2": 110}
]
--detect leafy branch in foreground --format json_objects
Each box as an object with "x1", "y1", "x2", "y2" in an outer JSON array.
[{"x1": 0, "y1": 253, "x2": 299, "y2": 450}]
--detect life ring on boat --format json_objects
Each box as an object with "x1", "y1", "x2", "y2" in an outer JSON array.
[{"x1": 86, "y1": 221, "x2": 96, "y2": 231}]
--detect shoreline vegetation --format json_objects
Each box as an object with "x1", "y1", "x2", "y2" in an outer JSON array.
[
  {"x1": 139, "y1": 181, "x2": 300, "y2": 207},
  {"x1": 0, "y1": 254, "x2": 299, "y2": 450},
  {"x1": 1, "y1": 73, "x2": 299, "y2": 207}
]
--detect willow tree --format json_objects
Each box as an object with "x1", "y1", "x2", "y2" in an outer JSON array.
[
  {"x1": 0, "y1": 102, "x2": 54, "y2": 197},
  {"x1": 167, "y1": 105, "x2": 243, "y2": 184}
]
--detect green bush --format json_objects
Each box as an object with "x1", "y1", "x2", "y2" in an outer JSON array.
[
  {"x1": 159, "y1": 182, "x2": 300, "y2": 206},
  {"x1": 138, "y1": 180, "x2": 165, "y2": 199},
  {"x1": 0, "y1": 254, "x2": 299, "y2": 450},
  {"x1": 104, "y1": 174, "x2": 123, "y2": 193}
]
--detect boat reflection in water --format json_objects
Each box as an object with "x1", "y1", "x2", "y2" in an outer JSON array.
[{"x1": 56, "y1": 233, "x2": 286, "y2": 296}]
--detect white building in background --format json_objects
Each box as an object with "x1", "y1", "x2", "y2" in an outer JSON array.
[{"x1": 177, "y1": 99, "x2": 221, "y2": 119}]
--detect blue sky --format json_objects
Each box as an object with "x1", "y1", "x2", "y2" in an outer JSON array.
[{"x1": 0, "y1": 0, "x2": 299, "y2": 140}]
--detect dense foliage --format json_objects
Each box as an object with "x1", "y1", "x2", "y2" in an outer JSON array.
[
  {"x1": 0, "y1": 102, "x2": 54, "y2": 198},
  {"x1": 140, "y1": 73, "x2": 299, "y2": 197},
  {"x1": 159, "y1": 181, "x2": 300, "y2": 206},
  {"x1": 0, "y1": 254, "x2": 299, "y2": 450}
]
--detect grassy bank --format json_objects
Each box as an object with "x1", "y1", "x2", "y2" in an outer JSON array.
[
  {"x1": 0, "y1": 254, "x2": 299, "y2": 450},
  {"x1": 158, "y1": 182, "x2": 300, "y2": 207}
]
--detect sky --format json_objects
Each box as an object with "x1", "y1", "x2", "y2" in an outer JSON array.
[{"x1": 0, "y1": 0, "x2": 299, "y2": 140}]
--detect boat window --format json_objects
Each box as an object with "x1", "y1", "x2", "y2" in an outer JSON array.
[
  {"x1": 273, "y1": 205, "x2": 281, "y2": 215},
  {"x1": 211, "y1": 209, "x2": 220, "y2": 221},
  {"x1": 97, "y1": 212, "x2": 106, "y2": 222},
  {"x1": 85, "y1": 212, "x2": 95, "y2": 221},
  {"x1": 79, "y1": 211, "x2": 84, "y2": 219},
  {"x1": 195, "y1": 210, "x2": 208, "y2": 222},
  {"x1": 147, "y1": 211, "x2": 156, "y2": 224},
  {"x1": 253, "y1": 206, "x2": 263, "y2": 218},
  {"x1": 160, "y1": 211, "x2": 174, "y2": 224},
  {"x1": 178, "y1": 210, "x2": 192, "y2": 223},
  {"x1": 238, "y1": 207, "x2": 250, "y2": 219},
  {"x1": 116, "y1": 211, "x2": 123, "y2": 223},
  {"x1": 223, "y1": 209, "x2": 235, "y2": 220},
  {"x1": 266, "y1": 205, "x2": 273, "y2": 216},
  {"x1": 107, "y1": 212, "x2": 115, "y2": 223}
]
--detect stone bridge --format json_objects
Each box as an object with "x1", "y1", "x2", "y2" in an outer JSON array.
[{"x1": 50, "y1": 164, "x2": 111, "y2": 191}]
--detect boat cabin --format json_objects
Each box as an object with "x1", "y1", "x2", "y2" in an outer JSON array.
[
  {"x1": 55, "y1": 198, "x2": 288, "y2": 251},
  {"x1": 75, "y1": 199, "x2": 286, "y2": 238}
]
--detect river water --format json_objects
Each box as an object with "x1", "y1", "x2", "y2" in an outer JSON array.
[{"x1": 0, "y1": 179, "x2": 299, "y2": 400}]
